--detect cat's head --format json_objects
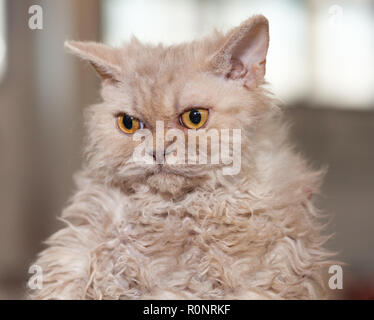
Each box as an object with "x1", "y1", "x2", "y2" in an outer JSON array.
[{"x1": 66, "y1": 15, "x2": 273, "y2": 196}]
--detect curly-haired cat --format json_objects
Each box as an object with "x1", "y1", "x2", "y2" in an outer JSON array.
[{"x1": 29, "y1": 15, "x2": 333, "y2": 299}]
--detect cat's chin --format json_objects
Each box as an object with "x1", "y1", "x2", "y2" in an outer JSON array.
[{"x1": 146, "y1": 171, "x2": 197, "y2": 197}]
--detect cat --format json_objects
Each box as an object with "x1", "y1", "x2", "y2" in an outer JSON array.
[{"x1": 29, "y1": 15, "x2": 333, "y2": 299}]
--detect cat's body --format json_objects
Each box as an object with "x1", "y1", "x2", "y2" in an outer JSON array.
[{"x1": 30, "y1": 16, "x2": 332, "y2": 299}]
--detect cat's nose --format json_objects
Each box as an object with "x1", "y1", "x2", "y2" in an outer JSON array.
[
  {"x1": 148, "y1": 138, "x2": 176, "y2": 163},
  {"x1": 149, "y1": 147, "x2": 174, "y2": 163},
  {"x1": 153, "y1": 149, "x2": 165, "y2": 163}
]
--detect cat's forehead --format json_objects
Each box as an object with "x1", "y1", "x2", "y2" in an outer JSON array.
[
  {"x1": 119, "y1": 36, "x2": 224, "y2": 80},
  {"x1": 114, "y1": 39, "x2": 224, "y2": 121},
  {"x1": 129, "y1": 77, "x2": 178, "y2": 123}
]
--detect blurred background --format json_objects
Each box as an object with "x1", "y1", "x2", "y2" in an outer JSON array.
[{"x1": 0, "y1": 0, "x2": 373, "y2": 299}]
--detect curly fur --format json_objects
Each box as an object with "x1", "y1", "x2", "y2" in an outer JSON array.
[{"x1": 29, "y1": 16, "x2": 333, "y2": 300}]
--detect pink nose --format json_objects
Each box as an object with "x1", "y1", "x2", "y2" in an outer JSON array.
[{"x1": 147, "y1": 147, "x2": 175, "y2": 164}]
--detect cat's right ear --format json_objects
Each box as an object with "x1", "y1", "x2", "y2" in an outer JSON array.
[
  {"x1": 65, "y1": 41, "x2": 121, "y2": 84},
  {"x1": 208, "y1": 15, "x2": 269, "y2": 90}
]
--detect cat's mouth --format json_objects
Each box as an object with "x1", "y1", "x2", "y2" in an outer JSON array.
[
  {"x1": 147, "y1": 161, "x2": 213, "y2": 180},
  {"x1": 146, "y1": 168, "x2": 190, "y2": 195},
  {"x1": 145, "y1": 164, "x2": 206, "y2": 195},
  {"x1": 152, "y1": 164, "x2": 183, "y2": 177}
]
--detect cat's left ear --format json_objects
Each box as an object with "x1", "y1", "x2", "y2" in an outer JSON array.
[
  {"x1": 65, "y1": 41, "x2": 121, "y2": 84},
  {"x1": 208, "y1": 15, "x2": 269, "y2": 89}
]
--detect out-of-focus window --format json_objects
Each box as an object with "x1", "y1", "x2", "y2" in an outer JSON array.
[
  {"x1": 312, "y1": 0, "x2": 374, "y2": 108},
  {"x1": 0, "y1": 0, "x2": 6, "y2": 80},
  {"x1": 102, "y1": 0, "x2": 374, "y2": 110}
]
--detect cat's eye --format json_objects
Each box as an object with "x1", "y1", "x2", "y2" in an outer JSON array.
[
  {"x1": 117, "y1": 114, "x2": 144, "y2": 134},
  {"x1": 179, "y1": 109, "x2": 209, "y2": 129}
]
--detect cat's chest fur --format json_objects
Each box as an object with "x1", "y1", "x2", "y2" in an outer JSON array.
[{"x1": 78, "y1": 181, "x2": 278, "y2": 299}]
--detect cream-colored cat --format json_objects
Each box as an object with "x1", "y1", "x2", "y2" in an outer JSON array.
[{"x1": 29, "y1": 15, "x2": 332, "y2": 299}]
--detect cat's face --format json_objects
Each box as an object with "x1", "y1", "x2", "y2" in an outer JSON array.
[{"x1": 67, "y1": 15, "x2": 270, "y2": 195}]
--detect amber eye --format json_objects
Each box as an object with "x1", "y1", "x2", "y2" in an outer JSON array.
[
  {"x1": 179, "y1": 109, "x2": 209, "y2": 129},
  {"x1": 117, "y1": 114, "x2": 143, "y2": 134}
]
